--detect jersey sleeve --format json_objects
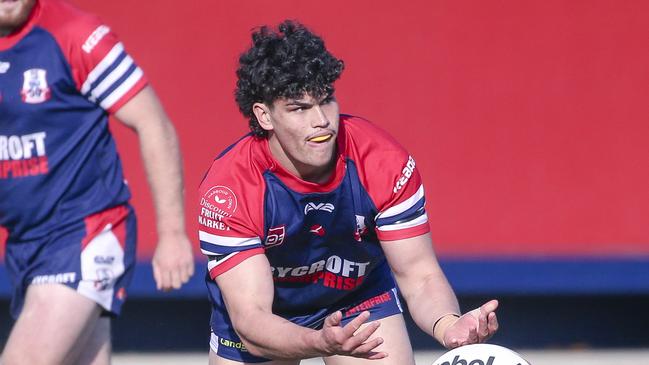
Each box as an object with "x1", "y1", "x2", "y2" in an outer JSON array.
[
  {"x1": 373, "y1": 154, "x2": 429, "y2": 241},
  {"x1": 344, "y1": 117, "x2": 430, "y2": 241},
  {"x1": 198, "y1": 158, "x2": 266, "y2": 279},
  {"x1": 43, "y1": 3, "x2": 148, "y2": 113}
]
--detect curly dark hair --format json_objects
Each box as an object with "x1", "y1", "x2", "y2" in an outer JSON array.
[{"x1": 235, "y1": 20, "x2": 345, "y2": 137}]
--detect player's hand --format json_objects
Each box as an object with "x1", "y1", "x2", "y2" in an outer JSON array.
[
  {"x1": 316, "y1": 310, "x2": 388, "y2": 360},
  {"x1": 152, "y1": 232, "x2": 195, "y2": 291},
  {"x1": 442, "y1": 299, "x2": 499, "y2": 349}
]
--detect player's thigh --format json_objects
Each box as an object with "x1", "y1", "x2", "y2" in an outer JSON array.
[
  {"x1": 209, "y1": 349, "x2": 301, "y2": 365},
  {"x1": 77, "y1": 316, "x2": 112, "y2": 365},
  {"x1": 323, "y1": 313, "x2": 416, "y2": 365},
  {"x1": 1, "y1": 283, "x2": 103, "y2": 365}
]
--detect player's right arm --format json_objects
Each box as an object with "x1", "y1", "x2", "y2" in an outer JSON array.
[{"x1": 213, "y1": 252, "x2": 387, "y2": 360}]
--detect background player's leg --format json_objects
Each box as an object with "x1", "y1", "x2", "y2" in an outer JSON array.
[
  {"x1": 209, "y1": 349, "x2": 301, "y2": 365},
  {"x1": 1, "y1": 284, "x2": 104, "y2": 365},
  {"x1": 323, "y1": 313, "x2": 416, "y2": 365},
  {"x1": 77, "y1": 316, "x2": 112, "y2": 365}
]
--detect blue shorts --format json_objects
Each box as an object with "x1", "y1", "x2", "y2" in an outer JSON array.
[
  {"x1": 4, "y1": 205, "x2": 137, "y2": 318},
  {"x1": 210, "y1": 288, "x2": 403, "y2": 363}
]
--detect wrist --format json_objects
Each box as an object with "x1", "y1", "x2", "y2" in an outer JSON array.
[
  {"x1": 302, "y1": 328, "x2": 328, "y2": 357},
  {"x1": 432, "y1": 313, "x2": 460, "y2": 345}
]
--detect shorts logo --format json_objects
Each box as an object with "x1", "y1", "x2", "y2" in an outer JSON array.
[
  {"x1": 0, "y1": 61, "x2": 9, "y2": 73},
  {"x1": 21, "y1": 69, "x2": 51, "y2": 104},
  {"x1": 94, "y1": 255, "x2": 115, "y2": 264},
  {"x1": 202, "y1": 185, "x2": 238, "y2": 217},
  {"x1": 94, "y1": 268, "x2": 114, "y2": 291},
  {"x1": 304, "y1": 202, "x2": 335, "y2": 215},
  {"x1": 31, "y1": 272, "x2": 76, "y2": 285},
  {"x1": 264, "y1": 225, "x2": 286, "y2": 247}
]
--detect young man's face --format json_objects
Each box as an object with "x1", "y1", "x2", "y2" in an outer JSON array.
[
  {"x1": 260, "y1": 93, "x2": 340, "y2": 183},
  {"x1": 0, "y1": 0, "x2": 35, "y2": 36}
]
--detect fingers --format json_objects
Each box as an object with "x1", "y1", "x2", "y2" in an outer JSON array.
[
  {"x1": 341, "y1": 316, "x2": 381, "y2": 351},
  {"x1": 342, "y1": 311, "x2": 371, "y2": 337},
  {"x1": 321, "y1": 311, "x2": 387, "y2": 359},
  {"x1": 152, "y1": 261, "x2": 163, "y2": 290},
  {"x1": 153, "y1": 257, "x2": 194, "y2": 291},
  {"x1": 477, "y1": 299, "x2": 499, "y2": 342},
  {"x1": 480, "y1": 299, "x2": 499, "y2": 315},
  {"x1": 324, "y1": 311, "x2": 343, "y2": 328}
]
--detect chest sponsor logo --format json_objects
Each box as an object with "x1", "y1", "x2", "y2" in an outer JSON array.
[
  {"x1": 0, "y1": 61, "x2": 9, "y2": 73},
  {"x1": 0, "y1": 132, "x2": 49, "y2": 179},
  {"x1": 354, "y1": 215, "x2": 368, "y2": 242},
  {"x1": 393, "y1": 155, "x2": 416, "y2": 193},
  {"x1": 21, "y1": 69, "x2": 51, "y2": 104},
  {"x1": 271, "y1": 255, "x2": 370, "y2": 291},
  {"x1": 82, "y1": 25, "x2": 110, "y2": 53},
  {"x1": 264, "y1": 225, "x2": 286, "y2": 247},
  {"x1": 199, "y1": 185, "x2": 238, "y2": 231},
  {"x1": 304, "y1": 202, "x2": 335, "y2": 215}
]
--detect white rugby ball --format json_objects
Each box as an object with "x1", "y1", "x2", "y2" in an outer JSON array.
[{"x1": 432, "y1": 344, "x2": 530, "y2": 365}]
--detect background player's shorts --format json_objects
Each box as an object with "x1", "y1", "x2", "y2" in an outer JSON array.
[
  {"x1": 209, "y1": 288, "x2": 403, "y2": 363},
  {"x1": 5, "y1": 205, "x2": 137, "y2": 318}
]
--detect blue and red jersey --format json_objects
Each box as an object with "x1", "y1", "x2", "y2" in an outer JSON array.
[
  {"x1": 0, "y1": 0, "x2": 147, "y2": 241},
  {"x1": 199, "y1": 115, "x2": 430, "y2": 317}
]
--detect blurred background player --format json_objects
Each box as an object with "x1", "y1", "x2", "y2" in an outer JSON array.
[
  {"x1": 0, "y1": 0, "x2": 194, "y2": 363},
  {"x1": 198, "y1": 20, "x2": 499, "y2": 364}
]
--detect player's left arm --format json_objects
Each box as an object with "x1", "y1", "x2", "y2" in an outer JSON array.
[
  {"x1": 380, "y1": 232, "x2": 499, "y2": 348},
  {"x1": 114, "y1": 85, "x2": 195, "y2": 291}
]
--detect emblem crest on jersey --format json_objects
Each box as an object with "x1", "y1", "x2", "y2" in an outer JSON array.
[
  {"x1": 21, "y1": 69, "x2": 51, "y2": 104},
  {"x1": 265, "y1": 225, "x2": 286, "y2": 247},
  {"x1": 354, "y1": 215, "x2": 368, "y2": 242},
  {"x1": 203, "y1": 185, "x2": 238, "y2": 217}
]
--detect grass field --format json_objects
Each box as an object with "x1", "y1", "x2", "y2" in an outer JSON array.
[{"x1": 112, "y1": 349, "x2": 649, "y2": 364}]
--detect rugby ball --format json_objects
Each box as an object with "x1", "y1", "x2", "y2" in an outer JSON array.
[{"x1": 432, "y1": 344, "x2": 530, "y2": 365}]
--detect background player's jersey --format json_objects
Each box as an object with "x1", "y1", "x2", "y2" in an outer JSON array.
[
  {"x1": 0, "y1": 0, "x2": 147, "y2": 240},
  {"x1": 199, "y1": 115, "x2": 430, "y2": 319}
]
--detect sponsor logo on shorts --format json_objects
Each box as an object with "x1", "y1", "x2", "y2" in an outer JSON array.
[
  {"x1": 345, "y1": 292, "x2": 392, "y2": 316},
  {"x1": 94, "y1": 255, "x2": 115, "y2": 264},
  {"x1": 94, "y1": 268, "x2": 114, "y2": 291},
  {"x1": 31, "y1": 272, "x2": 76, "y2": 285},
  {"x1": 219, "y1": 337, "x2": 248, "y2": 352}
]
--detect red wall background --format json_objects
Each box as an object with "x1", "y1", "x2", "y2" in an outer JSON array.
[{"x1": 7, "y1": 0, "x2": 647, "y2": 260}]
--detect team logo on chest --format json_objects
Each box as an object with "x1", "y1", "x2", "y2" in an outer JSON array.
[
  {"x1": 354, "y1": 215, "x2": 368, "y2": 242},
  {"x1": 304, "y1": 202, "x2": 335, "y2": 215},
  {"x1": 21, "y1": 69, "x2": 51, "y2": 104}
]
